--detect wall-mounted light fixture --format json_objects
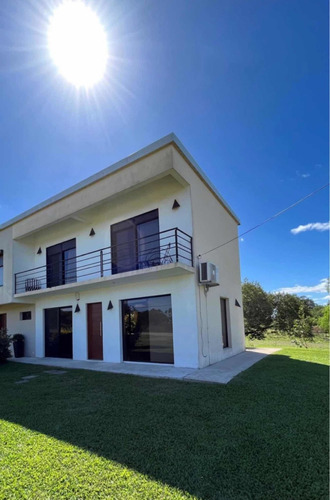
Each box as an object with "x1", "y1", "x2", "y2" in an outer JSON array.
[
  {"x1": 75, "y1": 292, "x2": 80, "y2": 301},
  {"x1": 172, "y1": 199, "x2": 180, "y2": 210},
  {"x1": 89, "y1": 228, "x2": 95, "y2": 236},
  {"x1": 37, "y1": 247, "x2": 42, "y2": 255},
  {"x1": 235, "y1": 299, "x2": 241, "y2": 307},
  {"x1": 107, "y1": 300, "x2": 113, "y2": 310},
  {"x1": 74, "y1": 304, "x2": 81, "y2": 313}
]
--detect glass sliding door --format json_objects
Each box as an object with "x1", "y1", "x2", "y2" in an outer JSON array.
[
  {"x1": 64, "y1": 247, "x2": 77, "y2": 283},
  {"x1": 46, "y1": 244, "x2": 63, "y2": 287},
  {"x1": 45, "y1": 306, "x2": 73, "y2": 358},
  {"x1": 122, "y1": 294, "x2": 174, "y2": 364},
  {"x1": 111, "y1": 220, "x2": 136, "y2": 274},
  {"x1": 137, "y1": 218, "x2": 160, "y2": 269},
  {"x1": 46, "y1": 239, "x2": 76, "y2": 287},
  {"x1": 111, "y1": 210, "x2": 159, "y2": 274}
]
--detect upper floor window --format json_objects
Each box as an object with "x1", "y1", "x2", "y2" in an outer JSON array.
[
  {"x1": 0, "y1": 250, "x2": 3, "y2": 286},
  {"x1": 46, "y1": 239, "x2": 76, "y2": 287},
  {"x1": 111, "y1": 210, "x2": 159, "y2": 274}
]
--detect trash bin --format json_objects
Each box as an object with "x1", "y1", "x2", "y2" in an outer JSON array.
[{"x1": 13, "y1": 334, "x2": 25, "y2": 358}]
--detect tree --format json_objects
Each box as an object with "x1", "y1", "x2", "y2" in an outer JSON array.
[
  {"x1": 310, "y1": 303, "x2": 326, "y2": 324},
  {"x1": 0, "y1": 328, "x2": 12, "y2": 363},
  {"x1": 318, "y1": 305, "x2": 329, "y2": 333},
  {"x1": 299, "y1": 296, "x2": 317, "y2": 314},
  {"x1": 290, "y1": 305, "x2": 314, "y2": 347},
  {"x1": 242, "y1": 280, "x2": 273, "y2": 339},
  {"x1": 272, "y1": 293, "x2": 305, "y2": 333}
]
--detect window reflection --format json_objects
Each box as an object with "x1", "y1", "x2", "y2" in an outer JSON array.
[{"x1": 122, "y1": 295, "x2": 173, "y2": 364}]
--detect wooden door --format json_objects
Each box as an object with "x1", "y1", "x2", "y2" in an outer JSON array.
[{"x1": 87, "y1": 303, "x2": 103, "y2": 360}]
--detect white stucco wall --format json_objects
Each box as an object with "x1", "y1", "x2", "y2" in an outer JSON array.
[
  {"x1": 1, "y1": 141, "x2": 245, "y2": 369},
  {"x1": 0, "y1": 304, "x2": 36, "y2": 356},
  {"x1": 11, "y1": 147, "x2": 175, "y2": 240},
  {"x1": 34, "y1": 274, "x2": 199, "y2": 368},
  {"x1": 0, "y1": 227, "x2": 14, "y2": 304},
  {"x1": 173, "y1": 148, "x2": 245, "y2": 367},
  {"x1": 13, "y1": 175, "x2": 192, "y2": 280}
]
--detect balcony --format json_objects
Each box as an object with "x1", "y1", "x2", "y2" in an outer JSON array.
[{"x1": 14, "y1": 228, "x2": 193, "y2": 295}]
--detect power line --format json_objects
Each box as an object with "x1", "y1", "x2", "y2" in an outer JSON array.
[{"x1": 199, "y1": 183, "x2": 329, "y2": 258}]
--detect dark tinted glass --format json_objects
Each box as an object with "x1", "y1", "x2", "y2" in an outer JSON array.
[
  {"x1": 21, "y1": 311, "x2": 32, "y2": 320},
  {"x1": 137, "y1": 219, "x2": 160, "y2": 268},
  {"x1": 0, "y1": 250, "x2": 3, "y2": 286},
  {"x1": 111, "y1": 210, "x2": 159, "y2": 274},
  {"x1": 122, "y1": 295, "x2": 173, "y2": 364},
  {"x1": 45, "y1": 306, "x2": 72, "y2": 358},
  {"x1": 220, "y1": 298, "x2": 229, "y2": 348},
  {"x1": 111, "y1": 223, "x2": 136, "y2": 273},
  {"x1": 46, "y1": 239, "x2": 76, "y2": 287},
  {"x1": 64, "y1": 248, "x2": 76, "y2": 283}
]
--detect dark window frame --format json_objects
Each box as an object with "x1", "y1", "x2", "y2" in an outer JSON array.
[
  {"x1": 0, "y1": 250, "x2": 3, "y2": 287},
  {"x1": 111, "y1": 209, "x2": 159, "y2": 274},
  {"x1": 46, "y1": 239, "x2": 76, "y2": 287},
  {"x1": 121, "y1": 293, "x2": 174, "y2": 364},
  {"x1": 220, "y1": 297, "x2": 231, "y2": 348},
  {"x1": 20, "y1": 311, "x2": 32, "y2": 321},
  {"x1": 44, "y1": 306, "x2": 73, "y2": 358}
]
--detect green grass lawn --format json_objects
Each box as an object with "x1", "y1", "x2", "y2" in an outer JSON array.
[
  {"x1": 0, "y1": 343, "x2": 329, "y2": 499},
  {"x1": 245, "y1": 331, "x2": 329, "y2": 350}
]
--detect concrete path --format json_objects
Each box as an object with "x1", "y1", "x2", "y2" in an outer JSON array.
[
  {"x1": 184, "y1": 348, "x2": 280, "y2": 384},
  {"x1": 12, "y1": 348, "x2": 279, "y2": 385}
]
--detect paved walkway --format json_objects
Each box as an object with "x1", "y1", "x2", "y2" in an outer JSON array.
[{"x1": 12, "y1": 348, "x2": 279, "y2": 385}]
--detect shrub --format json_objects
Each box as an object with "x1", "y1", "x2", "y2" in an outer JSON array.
[
  {"x1": 0, "y1": 328, "x2": 12, "y2": 363},
  {"x1": 289, "y1": 306, "x2": 314, "y2": 348}
]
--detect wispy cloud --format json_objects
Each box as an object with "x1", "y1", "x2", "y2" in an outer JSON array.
[
  {"x1": 291, "y1": 222, "x2": 330, "y2": 235},
  {"x1": 276, "y1": 278, "x2": 329, "y2": 295},
  {"x1": 314, "y1": 295, "x2": 330, "y2": 304},
  {"x1": 240, "y1": 237, "x2": 244, "y2": 242},
  {"x1": 296, "y1": 170, "x2": 310, "y2": 179}
]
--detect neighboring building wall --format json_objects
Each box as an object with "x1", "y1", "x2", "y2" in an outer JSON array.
[
  {"x1": 173, "y1": 148, "x2": 245, "y2": 367},
  {"x1": 34, "y1": 274, "x2": 199, "y2": 368}
]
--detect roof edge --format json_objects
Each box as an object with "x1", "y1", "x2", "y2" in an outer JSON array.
[
  {"x1": 170, "y1": 135, "x2": 240, "y2": 224},
  {"x1": 0, "y1": 133, "x2": 240, "y2": 230}
]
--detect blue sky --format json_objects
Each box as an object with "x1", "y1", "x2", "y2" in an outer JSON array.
[{"x1": 0, "y1": 0, "x2": 328, "y2": 303}]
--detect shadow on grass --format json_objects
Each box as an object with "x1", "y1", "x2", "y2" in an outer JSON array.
[{"x1": 1, "y1": 352, "x2": 329, "y2": 499}]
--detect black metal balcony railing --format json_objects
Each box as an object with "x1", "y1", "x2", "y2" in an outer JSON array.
[{"x1": 14, "y1": 228, "x2": 193, "y2": 294}]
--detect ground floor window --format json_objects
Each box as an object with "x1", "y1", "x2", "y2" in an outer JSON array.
[
  {"x1": 122, "y1": 294, "x2": 174, "y2": 364},
  {"x1": 45, "y1": 306, "x2": 72, "y2": 358},
  {"x1": 20, "y1": 311, "x2": 32, "y2": 321},
  {"x1": 220, "y1": 298, "x2": 230, "y2": 348}
]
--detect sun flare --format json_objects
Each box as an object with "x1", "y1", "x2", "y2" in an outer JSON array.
[{"x1": 48, "y1": 1, "x2": 108, "y2": 88}]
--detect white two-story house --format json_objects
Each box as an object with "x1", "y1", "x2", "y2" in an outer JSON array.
[{"x1": 0, "y1": 134, "x2": 245, "y2": 369}]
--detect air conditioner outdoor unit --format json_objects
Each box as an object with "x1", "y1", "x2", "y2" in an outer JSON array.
[{"x1": 199, "y1": 262, "x2": 219, "y2": 286}]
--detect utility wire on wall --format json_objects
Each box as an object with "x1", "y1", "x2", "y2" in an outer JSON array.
[{"x1": 198, "y1": 183, "x2": 329, "y2": 259}]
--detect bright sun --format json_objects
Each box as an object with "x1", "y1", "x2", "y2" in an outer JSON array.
[{"x1": 48, "y1": 1, "x2": 108, "y2": 88}]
